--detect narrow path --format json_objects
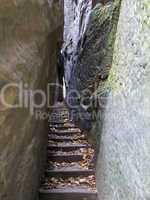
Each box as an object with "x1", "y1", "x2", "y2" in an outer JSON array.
[{"x1": 39, "y1": 103, "x2": 97, "y2": 200}]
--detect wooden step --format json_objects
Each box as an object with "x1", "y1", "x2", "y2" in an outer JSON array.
[
  {"x1": 49, "y1": 124, "x2": 77, "y2": 128},
  {"x1": 50, "y1": 129, "x2": 81, "y2": 133},
  {"x1": 39, "y1": 188, "x2": 97, "y2": 200},
  {"x1": 47, "y1": 154, "x2": 83, "y2": 162},
  {"x1": 48, "y1": 136, "x2": 73, "y2": 142},
  {"x1": 49, "y1": 131, "x2": 78, "y2": 136},
  {"x1": 49, "y1": 121, "x2": 76, "y2": 128},
  {"x1": 48, "y1": 135, "x2": 85, "y2": 142},
  {"x1": 49, "y1": 130, "x2": 81, "y2": 136},
  {"x1": 48, "y1": 121, "x2": 69, "y2": 125},
  {"x1": 48, "y1": 144, "x2": 91, "y2": 151},
  {"x1": 46, "y1": 168, "x2": 95, "y2": 178}
]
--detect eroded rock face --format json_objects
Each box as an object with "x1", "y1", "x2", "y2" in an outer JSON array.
[
  {"x1": 96, "y1": 0, "x2": 150, "y2": 199},
  {"x1": 63, "y1": 0, "x2": 121, "y2": 131},
  {"x1": 0, "y1": 1, "x2": 63, "y2": 200},
  {"x1": 63, "y1": 0, "x2": 92, "y2": 89}
]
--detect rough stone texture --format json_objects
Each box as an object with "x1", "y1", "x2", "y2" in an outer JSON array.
[
  {"x1": 64, "y1": 1, "x2": 121, "y2": 131},
  {"x1": 63, "y1": 0, "x2": 92, "y2": 89},
  {"x1": 96, "y1": 0, "x2": 150, "y2": 199},
  {"x1": 0, "y1": 1, "x2": 63, "y2": 200}
]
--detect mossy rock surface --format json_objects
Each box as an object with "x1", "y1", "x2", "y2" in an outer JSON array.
[
  {"x1": 67, "y1": 1, "x2": 121, "y2": 131},
  {"x1": 95, "y1": 0, "x2": 150, "y2": 199}
]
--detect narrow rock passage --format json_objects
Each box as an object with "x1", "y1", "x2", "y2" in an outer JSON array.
[{"x1": 39, "y1": 103, "x2": 97, "y2": 200}]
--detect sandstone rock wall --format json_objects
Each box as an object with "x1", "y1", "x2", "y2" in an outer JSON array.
[
  {"x1": 63, "y1": 0, "x2": 92, "y2": 89},
  {"x1": 63, "y1": 0, "x2": 150, "y2": 199},
  {"x1": 63, "y1": 0, "x2": 121, "y2": 131},
  {"x1": 0, "y1": 1, "x2": 63, "y2": 200},
  {"x1": 96, "y1": 0, "x2": 150, "y2": 199}
]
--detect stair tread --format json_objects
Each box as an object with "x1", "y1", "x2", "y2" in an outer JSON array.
[
  {"x1": 48, "y1": 136, "x2": 85, "y2": 141},
  {"x1": 49, "y1": 132, "x2": 80, "y2": 136},
  {"x1": 46, "y1": 169, "x2": 95, "y2": 178},
  {"x1": 48, "y1": 137, "x2": 73, "y2": 141},
  {"x1": 49, "y1": 123, "x2": 78, "y2": 128},
  {"x1": 48, "y1": 144, "x2": 90, "y2": 147},
  {"x1": 49, "y1": 125, "x2": 78, "y2": 129},
  {"x1": 39, "y1": 190, "x2": 97, "y2": 200},
  {"x1": 49, "y1": 121, "x2": 70, "y2": 124},
  {"x1": 39, "y1": 187, "x2": 97, "y2": 194},
  {"x1": 49, "y1": 130, "x2": 81, "y2": 134},
  {"x1": 48, "y1": 144, "x2": 91, "y2": 151},
  {"x1": 46, "y1": 168, "x2": 95, "y2": 173},
  {"x1": 46, "y1": 168, "x2": 95, "y2": 178},
  {"x1": 48, "y1": 152, "x2": 83, "y2": 156},
  {"x1": 48, "y1": 154, "x2": 83, "y2": 162}
]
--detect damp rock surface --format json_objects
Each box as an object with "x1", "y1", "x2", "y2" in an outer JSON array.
[
  {"x1": 63, "y1": 0, "x2": 121, "y2": 131},
  {"x1": 0, "y1": 1, "x2": 63, "y2": 200}
]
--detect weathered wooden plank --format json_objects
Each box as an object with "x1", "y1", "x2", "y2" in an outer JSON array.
[
  {"x1": 39, "y1": 188, "x2": 97, "y2": 200},
  {"x1": 49, "y1": 124, "x2": 77, "y2": 129},
  {"x1": 49, "y1": 121, "x2": 69, "y2": 125},
  {"x1": 46, "y1": 168, "x2": 95, "y2": 177},
  {"x1": 49, "y1": 131, "x2": 79, "y2": 136},
  {"x1": 48, "y1": 135, "x2": 85, "y2": 142},
  {"x1": 47, "y1": 154, "x2": 83, "y2": 162},
  {"x1": 47, "y1": 144, "x2": 91, "y2": 151}
]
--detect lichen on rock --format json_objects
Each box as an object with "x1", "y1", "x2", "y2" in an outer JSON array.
[
  {"x1": 96, "y1": 0, "x2": 150, "y2": 199},
  {"x1": 65, "y1": 0, "x2": 121, "y2": 131}
]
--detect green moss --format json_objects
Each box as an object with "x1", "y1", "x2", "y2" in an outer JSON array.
[
  {"x1": 88, "y1": 3, "x2": 113, "y2": 33},
  {"x1": 95, "y1": 0, "x2": 122, "y2": 95},
  {"x1": 142, "y1": 1, "x2": 150, "y2": 27},
  {"x1": 143, "y1": 1, "x2": 150, "y2": 10},
  {"x1": 107, "y1": 61, "x2": 120, "y2": 94}
]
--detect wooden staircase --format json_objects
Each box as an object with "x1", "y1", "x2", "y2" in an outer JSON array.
[{"x1": 39, "y1": 104, "x2": 97, "y2": 200}]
